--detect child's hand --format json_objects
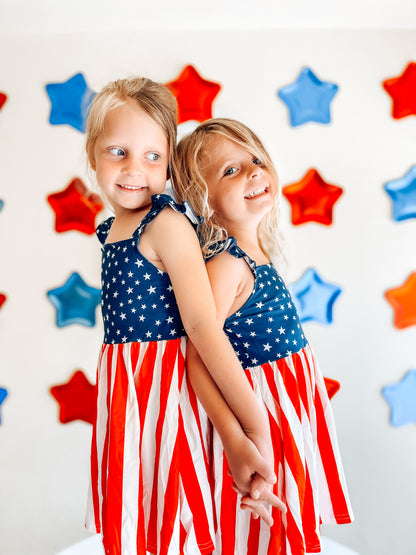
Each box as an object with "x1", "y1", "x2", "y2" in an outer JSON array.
[
  {"x1": 222, "y1": 432, "x2": 269, "y2": 494},
  {"x1": 233, "y1": 476, "x2": 286, "y2": 527}
]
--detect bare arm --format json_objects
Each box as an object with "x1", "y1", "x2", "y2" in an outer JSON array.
[{"x1": 149, "y1": 210, "x2": 274, "y2": 482}]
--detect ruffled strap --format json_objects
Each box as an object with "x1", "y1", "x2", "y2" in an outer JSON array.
[
  {"x1": 96, "y1": 217, "x2": 115, "y2": 245},
  {"x1": 206, "y1": 236, "x2": 257, "y2": 271},
  {"x1": 132, "y1": 194, "x2": 203, "y2": 240}
]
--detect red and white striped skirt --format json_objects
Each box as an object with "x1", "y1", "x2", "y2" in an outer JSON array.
[
  {"x1": 86, "y1": 338, "x2": 215, "y2": 555},
  {"x1": 210, "y1": 344, "x2": 353, "y2": 555}
]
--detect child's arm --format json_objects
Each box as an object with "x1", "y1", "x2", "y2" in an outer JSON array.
[
  {"x1": 186, "y1": 341, "x2": 273, "y2": 493},
  {"x1": 148, "y1": 209, "x2": 275, "y2": 483},
  {"x1": 187, "y1": 340, "x2": 286, "y2": 523}
]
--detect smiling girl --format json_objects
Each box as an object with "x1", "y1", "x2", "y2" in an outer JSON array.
[
  {"x1": 84, "y1": 80, "x2": 280, "y2": 555},
  {"x1": 175, "y1": 118, "x2": 353, "y2": 555}
]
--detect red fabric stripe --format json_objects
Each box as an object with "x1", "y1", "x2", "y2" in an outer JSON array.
[
  {"x1": 105, "y1": 345, "x2": 129, "y2": 553},
  {"x1": 159, "y1": 428, "x2": 180, "y2": 555},
  {"x1": 278, "y1": 358, "x2": 302, "y2": 421},
  {"x1": 315, "y1": 387, "x2": 351, "y2": 523},
  {"x1": 267, "y1": 405, "x2": 284, "y2": 554},
  {"x1": 178, "y1": 411, "x2": 214, "y2": 552},
  {"x1": 220, "y1": 455, "x2": 237, "y2": 555},
  {"x1": 292, "y1": 352, "x2": 311, "y2": 420},
  {"x1": 247, "y1": 512, "x2": 261, "y2": 555},
  {"x1": 148, "y1": 340, "x2": 179, "y2": 551}
]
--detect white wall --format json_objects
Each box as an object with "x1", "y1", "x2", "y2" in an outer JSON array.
[{"x1": 0, "y1": 25, "x2": 416, "y2": 555}]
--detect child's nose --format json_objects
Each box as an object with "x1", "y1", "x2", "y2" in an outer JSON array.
[
  {"x1": 250, "y1": 165, "x2": 263, "y2": 179},
  {"x1": 122, "y1": 158, "x2": 143, "y2": 176}
]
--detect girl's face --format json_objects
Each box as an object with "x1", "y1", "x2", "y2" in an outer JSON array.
[
  {"x1": 90, "y1": 100, "x2": 169, "y2": 216},
  {"x1": 201, "y1": 136, "x2": 275, "y2": 229}
]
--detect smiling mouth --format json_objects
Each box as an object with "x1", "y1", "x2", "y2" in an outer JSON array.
[
  {"x1": 244, "y1": 187, "x2": 269, "y2": 199},
  {"x1": 118, "y1": 184, "x2": 145, "y2": 191}
]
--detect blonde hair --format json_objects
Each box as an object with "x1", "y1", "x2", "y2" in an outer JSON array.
[
  {"x1": 85, "y1": 76, "x2": 178, "y2": 180},
  {"x1": 174, "y1": 118, "x2": 282, "y2": 262}
]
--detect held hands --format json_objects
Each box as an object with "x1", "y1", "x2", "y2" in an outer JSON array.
[{"x1": 222, "y1": 432, "x2": 286, "y2": 526}]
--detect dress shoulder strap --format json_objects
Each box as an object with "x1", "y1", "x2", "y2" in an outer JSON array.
[
  {"x1": 206, "y1": 237, "x2": 257, "y2": 272},
  {"x1": 96, "y1": 217, "x2": 115, "y2": 245},
  {"x1": 132, "y1": 194, "x2": 202, "y2": 240}
]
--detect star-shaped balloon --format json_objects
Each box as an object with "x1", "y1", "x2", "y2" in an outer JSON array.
[
  {"x1": 290, "y1": 268, "x2": 342, "y2": 325},
  {"x1": 165, "y1": 65, "x2": 221, "y2": 124},
  {"x1": 277, "y1": 67, "x2": 338, "y2": 126},
  {"x1": 384, "y1": 166, "x2": 416, "y2": 222},
  {"x1": 382, "y1": 62, "x2": 416, "y2": 119},
  {"x1": 0, "y1": 199, "x2": 4, "y2": 211},
  {"x1": 282, "y1": 168, "x2": 343, "y2": 225},
  {"x1": 0, "y1": 293, "x2": 7, "y2": 310},
  {"x1": 50, "y1": 370, "x2": 96, "y2": 425},
  {"x1": 0, "y1": 388, "x2": 8, "y2": 424},
  {"x1": 324, "y1": 377, "x2": 341, "y2": 400},
  {"x1": 47, "y1": 272, "x2": 101, "y2": 327},
  {"x1": 383, "y1": 370, "x2": 416, "y2": 426},
  {"x1": 45, "y1": 72, "x2": 95, "y2": 133},
  {"x1": 385, "y1": 272, "x2": 416, "y2": 329},
  {"x1": 47, "y1": 177, "x2": 103, "y2": 235},
  {"x1": 0, "y1": 93, "x2": 6, "y2": 111}
]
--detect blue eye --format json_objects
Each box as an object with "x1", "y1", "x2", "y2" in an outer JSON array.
[
  {"x1": 224, "y1": 167, "x2": 237, "y2": 176},
  {"x1": 146, "y1": 153, "x2": 160, "y2": 161},
  {"x1": 109, "y1": 147, "x2": 125, "y2": 156},
  {"x1": 253, "y1": 158, "x2": 262, "y2": 165}
]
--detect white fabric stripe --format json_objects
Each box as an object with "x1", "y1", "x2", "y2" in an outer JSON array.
[{"x1": 121, "y1": 343, "x2": 141, "y2": 553}]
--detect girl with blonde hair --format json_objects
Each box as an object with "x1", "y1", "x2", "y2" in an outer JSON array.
[
  {"x1": 84, "y1": 81, "x2": 280, "y2": 555},
  {"x1": 175, "y1": 118, "x2": 353, "y2": 554}
]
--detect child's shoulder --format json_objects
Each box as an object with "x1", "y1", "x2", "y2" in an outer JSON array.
[{"x1": 148, "y1": 194, "x2": 202, "y2": 229}]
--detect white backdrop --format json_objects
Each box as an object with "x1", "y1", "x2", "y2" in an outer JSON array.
[{"x1": 0, "y1": 22, "x2": 416, "y2": 555}]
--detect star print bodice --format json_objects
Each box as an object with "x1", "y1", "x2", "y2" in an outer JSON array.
[
  {"x1": 216, "y1": 238, "x2": 308, "y2": 369},
  {"x1": 97, "y1": 194, "x2": 200, "y2": 344}
]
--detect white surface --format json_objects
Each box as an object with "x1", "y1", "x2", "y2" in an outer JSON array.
[
  {"x1": 1, "y1": 0, "x2": 416, "y2": 35},
  {"x1": 1, "y1": 25, "x2": 416, "y2": 555},
  {"x1": 56, "y1": 534, "x2": 359, "y2": 555}
]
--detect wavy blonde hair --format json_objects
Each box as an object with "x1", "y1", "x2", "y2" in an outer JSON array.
[
  {"x1": 85, "y1": 76, "x2": 178, "y2": 181},
  {"x1": 174, "y1": 118, "x2": 282, "y2": 262}
]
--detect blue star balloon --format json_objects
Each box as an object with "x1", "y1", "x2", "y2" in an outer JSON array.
[
  {"x1": 290, "y1": 267, "x2": 342, "y2": 324},
  {"x1": 383, "y1": 370, "x2": 416, "y2": 426},
  {"x1": 47, "y1": 272, "x2": 101, "y2": 327},
  {"x1": 0, "y1": 199, "x2": 4, "y2": 211},
  {"x1": 0, "y1": 388, "x2": 8, "y2": 424},
  {"x1": 45, "y1": 72, "x2": 95, "y2": 133},
  {"x1": 277, "y1": 67, "x2": 339, "y2": 127},
  {"x1": 384, "y1": 166, "x2": 416, "y2": 222}
]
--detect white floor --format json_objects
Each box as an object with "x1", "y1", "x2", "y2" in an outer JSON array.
[{"x1": 56, "y1": 534, "x2": 359, "y2": 554}]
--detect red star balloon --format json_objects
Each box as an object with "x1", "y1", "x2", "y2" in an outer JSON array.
[
  {"x1": 47, "y1": 177, "x2": 103, "y2": 235},
  {"x1": 50, "y1": 370, "x2": 97, "y2": 424},
  {"x1": 0, "y1": 293, "x2": 6, "y2": 310},
  {"x1": 383, "y1": 62, "x2": 416, "y2": 119},
  {"x1": 165, "y1": 65, "x2": 221, "y2": 124},
  {"x1": 0, "y1": 93, "x2": 7, "y2": 110},
  {"x1": 282, "y1": 168, "x2": 343, "y2": 225},
  {"x1": 324, "y1": 377, "x2": 341, "y2": 400},
  {"x1": 385, "y1": 272, "x2": 416, "y2": 329}
]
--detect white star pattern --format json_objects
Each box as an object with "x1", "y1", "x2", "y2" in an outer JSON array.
[
  {"x1": 220, "y1": 242, "x2": 308, "y2": 370},
  {"x1": 96, "y1": 197, "x2": 188, "y2": 345}
]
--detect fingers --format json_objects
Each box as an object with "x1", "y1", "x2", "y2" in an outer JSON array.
[
  {"x1": 241, "y1": 501, "x2": 274, "y2": 527},
  {"x1": 241, "y1": 490, "x2": 287, "y2": 515},
  {"x1": 250, "y1": 474, "x2": 270, "y2": 500}
]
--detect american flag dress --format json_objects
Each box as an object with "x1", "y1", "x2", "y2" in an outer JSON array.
[
  {"x1": 86, "y1": 195, "x2": 215, "y2": 555},
  {"x1": 208, "y1": 238, "x2": 353, "y2": 555}
]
